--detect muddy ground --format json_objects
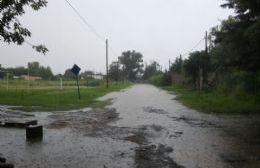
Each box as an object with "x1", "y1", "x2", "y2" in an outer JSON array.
[{"x1": 0, "y1": 84, "x2": 260, "y2": 168}]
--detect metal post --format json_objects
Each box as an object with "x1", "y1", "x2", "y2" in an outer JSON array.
[
  {"x1": 60, "y1": 77, "x2": 63, "y2": 90},
  {"x1": 6, "y1": 72, "x2": 9, "y2": 91},
  {"x1": 76, "y1": 76, "x2": 81, "y2": 99}
]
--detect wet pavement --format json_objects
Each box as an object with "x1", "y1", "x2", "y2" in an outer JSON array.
[{"x1": 0, "y1": 84, "x2": 260, "y2": 168}]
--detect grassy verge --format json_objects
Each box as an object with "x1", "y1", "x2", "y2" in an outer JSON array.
[
  {"x1": 162, "y1": 85, "x2": 260, "y2": 114},
  {"x1": 0, "y1": 83, "x2": 131, "y2": 112}
]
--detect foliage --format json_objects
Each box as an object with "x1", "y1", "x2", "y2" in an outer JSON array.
[
  {"x1": 149, "y1": 74, "x2": 163, "y2": 86},
  {"x1": 27, "y1": 62, "x2": 53, "y2": 79},
  {"x1": 80, "y1": 71, "x2": 94, "y2": 79},
  {"x1": 161, "y1": 71, "x2": 172, "y2": 86},
  {"x1": 149, "y1": 71, "x2": 171, "y2": 86},
  {"x1": 170, "y1": 55, "x2": 183, "y2": 74},
  {"x1": 86, "y1": 79, "x2": 104, "y2": 87},
  {"x1": 163, "y1": 85, "x2": 260, "y2": 114},
  {"x1": 210, "y1": 0, "x2": 260, "y2": 72},
  {"x1": 143, "y1": 61, "x2": 161, "y2": 80},
  {"x1": 0, "y1": 81, "x2": 131, "y2": 111},
  {"x1": 182, "y1": 51, "x2": 210, "y2": 86},
  {"x1": 0, "y1": 0, "x2": 48, "y2": 54},
  {"x1": 2, "y1": 62, "x2": 53, "y2": 80},
  {"x1": 63, "y1": 68, "x2": 76, "y2": 80},
  {"x1": 108, "y1": 61, "x2": 121, "y2": 81},
  {"x1": 216, "y1": 71, "x2": 260, "y2": 95},
  {"x1": 158, "y1": 0, "x2": 260, "y2": 95},
  {"x1": 6, "y1": 66, "x2": 27, "y2": 76},
  {"x1": 118, "y1": 50, "x2": 144, "y2": 81}
]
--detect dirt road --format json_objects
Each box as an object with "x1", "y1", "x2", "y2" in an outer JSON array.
[{"x1": 0, "y1": 84, "x2": 260, "y2": 168}]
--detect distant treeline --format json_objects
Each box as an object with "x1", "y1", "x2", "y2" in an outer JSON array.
[
  {"x1": 148, "y1": 0, "x2": 260, "y2": 95},
  {"x1": 0, "y1": 62, "x2": 103, "y2": 83},
  {"x1": 0, "y1": 62, "x2": 53, "y2": 80},
  {"x1": 108, "y1": 0, "x2": 260, "y2": 96}
]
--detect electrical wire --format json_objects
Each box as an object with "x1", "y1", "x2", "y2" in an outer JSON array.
[
  {"x1": 63, "y1": 0, "x2": 106, "y2": 42},
  {"x1": 63, "y1": 0, "x2": 122, "y2": 65},
  {"x1": 24, "y1": 40, "x2": 34, "y2": 47},
  {"x1": 109, "y1": 45, "x2": 120, "y2": 58},
  {"x1": 182, "y1": 37, "x2": 205, "y2": 56}
]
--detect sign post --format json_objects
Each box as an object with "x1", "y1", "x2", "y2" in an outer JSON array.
[{"x1": 71, "y1": 64, "x2": 81, "y2": 99}]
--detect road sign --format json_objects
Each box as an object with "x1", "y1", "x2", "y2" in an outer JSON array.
[
  {"x1": 71, "y1": 64, "x2": 81, "y2": 76},
  {"x1": 70, "y1": 64, "x2": 81, "y2": 99}
]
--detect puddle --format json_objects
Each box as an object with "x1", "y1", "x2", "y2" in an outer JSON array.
[
  {"x1": 0, "y1": 84, "x2": 260, "y2": 168},
  {"x1": 143, "y1": 106, "x2": 168, "y2": 114},
  {"x1": 135, "y1": 144, "x2": 184, "y2": 168}
]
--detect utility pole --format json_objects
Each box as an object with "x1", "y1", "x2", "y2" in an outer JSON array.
[
  {"x1": 204, "y1": 31, "x2": 208, "y2": 88},
  {"x1": 169, "y1": 59, "x2": 171, "y2": 71},
  {"x1": 117, "y1": 60, "x2": 119, "y2": 83},
  {"x1": 27, "y1": 62, "x2": 30, "y2": 90},
  {"x1": 106, "y1": 39, "x2": 109, "y2": 88},
  {"x1": 199, "y1": 31, "x2": 208, "y2": 90},
  {"x1": 205, "y1": 31, "x2": 208, "y2": 54}
]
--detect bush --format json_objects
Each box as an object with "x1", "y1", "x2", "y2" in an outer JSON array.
[
  {"x1": 149, "y1": 72, "x2": 172, "y2": 86},
  {"x1": 149, "y1": 74, "x2": 163, "y2": 86},
  {"x1": 87, "y1": 79, "x2": 103, "y2": 87},
  {"x1": 217, "y1": 71, "x2": 260, "y2": 95}
]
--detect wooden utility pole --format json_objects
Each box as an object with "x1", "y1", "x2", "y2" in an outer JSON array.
[
  {"x1": 169, "y1": 59, "x2": 171, "y2": 71},
  {"x1": 117, "y1": 60, "x2": 119, "y2": 83},
  {"x1": 205, "y1": 31, "x2": 208, "y2": 54},
  {"x1": 106, "y1": 39, "x2": 109, "y2": 88},
  {"x1": 27, "y1": 63, "x2": 30, "y2": 90},
  {"x1": 199, "y1": 31, "x2": 208, "y2": 90}
]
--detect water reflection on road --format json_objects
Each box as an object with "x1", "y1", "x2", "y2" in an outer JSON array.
[{"x1": 0, "y1": 84, "x2": 259, "y2": 168}]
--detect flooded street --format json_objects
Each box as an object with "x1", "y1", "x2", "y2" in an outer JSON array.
[{"x1": 0, "y1": 84, "x2": 260, "y2": 168}]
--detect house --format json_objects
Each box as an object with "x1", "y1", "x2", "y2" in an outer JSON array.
[
  {"x1": 92, "y1": 74, "x2": 104, "y2": 80},
  {"x1": 20, "y1": 75, "x2": 42, "y2": 81}
]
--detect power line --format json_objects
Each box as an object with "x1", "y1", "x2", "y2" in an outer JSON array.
[
  {"x1": 63, "y1": 0, "x2": 121, "y2": 67},
  {"x1": 63, "y1": 0, "x2": 124, "y2": 68},
  {"x1": 24, "y1": 40, "x2": 34, "y2": 47},
  {"x1": 182, "y1": 37, "x2": 205, "y2": 56},
  {"x1": 63, "y1": 0, "x2": 106, "y2": 42},
  {"x1": 109, "y1": 45, "x2": 120, "y2": 58},
  {"x1": 2, "y1": 24, "x2": 36, "y2": 48}
]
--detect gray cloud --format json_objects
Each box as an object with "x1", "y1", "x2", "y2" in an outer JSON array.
[{"x1": 0, "y1": 0, "x2": 232, "y2": 74}]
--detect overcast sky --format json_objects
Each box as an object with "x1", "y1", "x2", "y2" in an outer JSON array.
[{"x1": 0, "y1": 0, "x2": 233, "y2": 74}]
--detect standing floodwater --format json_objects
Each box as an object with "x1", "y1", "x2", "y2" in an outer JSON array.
[{"x1": 0, "y1": 84, "x2": 260, "y2": 168}]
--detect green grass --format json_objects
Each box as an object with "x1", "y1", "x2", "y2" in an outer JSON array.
[
  {"x1": 0, "y1": 82, "x2": 131, "y2": 112},
  {"x1": 162, "y1": 85, "x2": 260, "y2": 114}
]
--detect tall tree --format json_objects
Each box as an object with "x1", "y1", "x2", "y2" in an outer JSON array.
[
  {"x1": 64, "y1": 68, "x2": 75, "y2": 80},
  {"x1": 109, "y1": 61, "x2": 121, "y2": 81},
  {"x1": 0, "y1": 0, "x2": 48, "y2": 54},
  {"x1": 118, "y1": 50, "x2": 144, "y2": 81},
  {"x1": 170, "y1": 55, "x2": 183, "y2": 74},
  {"x1": 143, "y1": 61, "x2": 161, "y2": 80},
  {"x1": 39, "y1": 66, "x2": 53, "y2": 79},
  {"x1": 210, "y1": 0, "x2": 260, "y2": 72},
  {"x1": 183, "y1": 51, "x2": 210, "y2": 86},
  {"x1": 28, "y1": 62, "x2": 40, "y2": 76}
]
